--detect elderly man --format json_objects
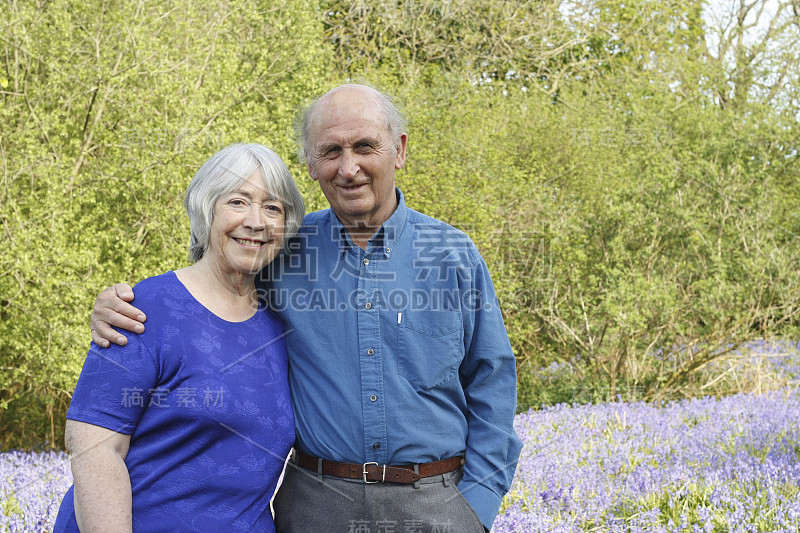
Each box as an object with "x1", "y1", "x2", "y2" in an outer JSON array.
[{"x1": 90, "y1": 84, "x2": 522, "y2": 532}]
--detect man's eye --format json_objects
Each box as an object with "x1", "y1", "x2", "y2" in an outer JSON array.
[{"x1": 355, "y1": 142, "x2": 376, "y2": 152}]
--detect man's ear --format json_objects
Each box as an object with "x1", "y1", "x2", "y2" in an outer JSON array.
[
  {"x1": 394, "y1": 133, "x2": 408, "y2": 170},
  {"x1": 308, "y1": 162, "x2": 319, "y2": 181}
]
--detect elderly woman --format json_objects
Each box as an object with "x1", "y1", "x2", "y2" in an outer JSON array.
[{"x1": 53, "y1": 144, "x2": 304, "y2": 533}]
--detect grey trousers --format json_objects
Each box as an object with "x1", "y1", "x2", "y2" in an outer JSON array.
[{"x1": 273, "y1": 459, "x2": 486, "y2": 533}]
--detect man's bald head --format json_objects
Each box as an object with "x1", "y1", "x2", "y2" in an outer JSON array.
[{"x1": 296, "y1": 84, "x2": 407, "y2": 164}]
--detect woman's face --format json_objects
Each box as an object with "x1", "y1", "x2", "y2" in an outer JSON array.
[{"x1": 205, "y1": 170, "x2": 285, "y2": 276}]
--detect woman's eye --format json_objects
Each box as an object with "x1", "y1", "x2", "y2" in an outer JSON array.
[{"x1": 229, "y1": 199, "x2": 248, "y2": 208}]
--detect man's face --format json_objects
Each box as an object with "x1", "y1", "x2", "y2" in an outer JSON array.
[{"x1": 307, "y1": 87, "x2": 407, "y2": 229}]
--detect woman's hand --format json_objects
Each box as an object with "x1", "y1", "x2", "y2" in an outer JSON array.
[{"x1": 90, "y1": 283, "x2": 146, "y2": 347}]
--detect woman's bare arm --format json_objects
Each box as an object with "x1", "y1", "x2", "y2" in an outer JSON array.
[{"x1": 66, "y1": 420, "x2": 133, "y2": 533}]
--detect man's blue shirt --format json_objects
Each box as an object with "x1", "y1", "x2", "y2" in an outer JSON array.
[{"x1": 262, "y1": 189, "x2": 522, "y2": 528}]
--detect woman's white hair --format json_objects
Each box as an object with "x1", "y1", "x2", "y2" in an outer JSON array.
[{"x1": 184, "y1": 143, "x2": 305, "y2": 263}]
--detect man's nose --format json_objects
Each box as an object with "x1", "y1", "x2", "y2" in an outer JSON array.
[{"x1": 338, "y1": 150, "x2": 359, "y2": 179}]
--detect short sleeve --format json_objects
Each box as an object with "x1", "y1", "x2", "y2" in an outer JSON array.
[{"x1": 66, "y1": 334, "x2": 159, "y2": 435}]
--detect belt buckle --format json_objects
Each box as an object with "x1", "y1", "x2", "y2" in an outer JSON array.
[{"x1": 362, "y1": 462, "x2": 386, "y2": 483}]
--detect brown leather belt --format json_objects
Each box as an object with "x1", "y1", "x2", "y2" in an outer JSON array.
[{"x1": 294, "y1": 450, "x2": 465, "y2": 484}]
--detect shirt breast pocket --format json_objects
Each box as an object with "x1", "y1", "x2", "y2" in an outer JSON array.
[{"x1": 397, "y1": 311, "x2": 464, "y2": 390}]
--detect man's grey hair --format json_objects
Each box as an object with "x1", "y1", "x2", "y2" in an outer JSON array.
[
  {"x1": 295, "y1": 84, "x2": 408, "y2": 164},
  {"x1": 184, "y1": 143, "x2": 305, "y2": 263}
]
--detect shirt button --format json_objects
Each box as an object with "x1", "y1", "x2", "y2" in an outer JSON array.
[
  {"x1": 370, "y1": 395, "x2": 377, "y2": 402},
  {"x1": 367, "y1": 348, "x2": 375, "y2": 356},
  {"x1": 373, "y1": 443, "x2": 380, "y2": 450},
  {"x1": 365, "y1": 302, "x2": 372, "y2": 310},
  {"x1": 363, "y1": 258, "x2": 369, "y2": 265}
]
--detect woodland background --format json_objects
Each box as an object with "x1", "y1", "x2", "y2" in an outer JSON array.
[{"x1": 1, "y1": 0, "x2": 799, "y2": 450}]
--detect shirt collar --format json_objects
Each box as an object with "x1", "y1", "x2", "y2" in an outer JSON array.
[{"x1": 328, "y1": 188, "x2": 408, "y2": 257}]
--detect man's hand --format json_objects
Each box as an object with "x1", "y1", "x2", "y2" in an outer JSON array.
[{"x1": 90, "y1": 284, "x2": 146, "y2": 347}]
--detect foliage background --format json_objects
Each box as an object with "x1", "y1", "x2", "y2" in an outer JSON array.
[{"x1": 2, "y1": 0, "x2": 799, "y2": 450}]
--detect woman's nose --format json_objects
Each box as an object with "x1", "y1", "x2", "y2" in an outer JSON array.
[{"x1": 243, "y1": 206, "x2": 266, "y2": 230}]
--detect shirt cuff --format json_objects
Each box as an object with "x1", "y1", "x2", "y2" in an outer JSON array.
[{"x1": 457, "y1": 480, "x2": 502, "y2": 531}]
